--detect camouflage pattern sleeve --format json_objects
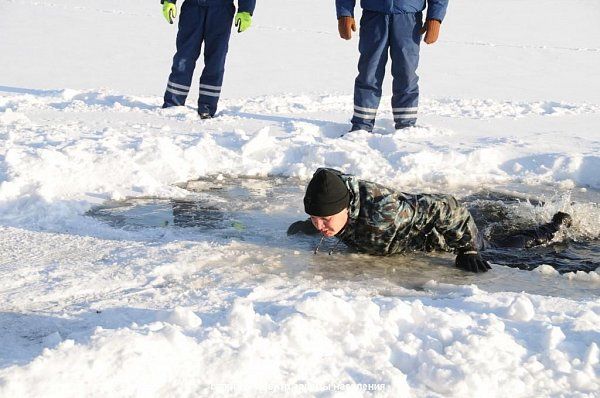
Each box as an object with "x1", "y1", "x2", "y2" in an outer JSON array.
[{"x1": 416, "y1": 194, "x2": 480, "y2": 253}]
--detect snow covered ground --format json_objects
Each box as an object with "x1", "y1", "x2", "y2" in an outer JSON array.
[{"x1": 0, "y1": 0, "x2": 599, "y2": 396}]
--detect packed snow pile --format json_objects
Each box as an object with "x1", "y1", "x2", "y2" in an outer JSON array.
[
  {"x1": 1, "y1": 283, "x2": 599, "y2": 397},
  {"x1": 1, "y1": 88, "x2": 599, "y2": 231},
  {"x1": 1, "y1": 230, "x2": 599, "y2": 397}
]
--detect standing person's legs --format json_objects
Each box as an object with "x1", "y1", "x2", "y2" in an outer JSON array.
[
  {"x1": 351, "y1": 11, "x2": 390, "y2": 132},
  {"x1": 197, "y1": 4, "x2": 235, "y2": 117},
  {"x1": 163, "y1": 0, "x2": 206, "y2": 108},
  {"x1": 389, "y1": 12, "x2": 421, "y2": 129}
]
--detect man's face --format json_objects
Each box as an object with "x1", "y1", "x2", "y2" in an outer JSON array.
[{"x1": 310, "y1": 208, "x2": 349, "y2": 237}]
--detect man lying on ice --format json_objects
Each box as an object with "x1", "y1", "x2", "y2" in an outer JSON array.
[{"x1": 287, "y1": 168, "x2": 572, "y2": 273}]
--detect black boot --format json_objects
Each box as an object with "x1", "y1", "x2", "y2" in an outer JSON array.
[
  {"x1": 198, "y1": 112, "x2": 213, "y2": 120},
  {"x1": 551, "y1": 212, "x2": 573, "y2": 229},
  {"x1": 394, "y1": 123, "x2": 416, "y2": 130},
  {"x1": 495, "y1": 211, "x2": 573, "y2": 248}
]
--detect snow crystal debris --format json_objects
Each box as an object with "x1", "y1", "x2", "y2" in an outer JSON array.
[
  {"x1": 534, "y1": 264, "x2": 560, "y2": 275},
  {"x1": 164, "y1": 307, "x2": 202, "y2": 330},
  {"x1": 41, "y1": 332, "x2": 63, "y2": 348},
  {"x1": 563, "y1": 270, "x2": 600, "y2": 283},
  {"x1": 0, "y1": 109, "x2": 31, "y2": 125},
  {"x1": 506, "y1": 295, "x2": 536, "y2": 322},
  {"x1": 544, "y1": 325, "x2": 566, "y2": 350},
  {"x1": 584, "y1": 342, "x2": 599, "y2": 366}
]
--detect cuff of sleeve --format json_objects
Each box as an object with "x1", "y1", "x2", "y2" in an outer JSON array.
[
  {"x1": 426, "y1": 9, "x2": 446, "y2": 22},
  {"x1": 459, "y1": 248, "x2": 478, "y2": 255},
  {"x1": 336, "y1": 9, "x2": 354, "y2": 19}
]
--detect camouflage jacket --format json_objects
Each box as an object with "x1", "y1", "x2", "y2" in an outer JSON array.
[{"x1": 326, "y1": 169, "x2": 479, "y2": 255}]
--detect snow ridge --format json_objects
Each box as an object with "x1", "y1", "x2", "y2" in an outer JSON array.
[{"x1": 2, "y1": 88, "x2": 599, "y2": 231}]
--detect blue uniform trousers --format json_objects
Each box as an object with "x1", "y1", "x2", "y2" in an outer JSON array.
[
  {"x1": 352, "y1": 11, "x2": 422, "y2": 131},
  {"x1": 163, "y1": 0, "x2": 235, "y2": 116}
]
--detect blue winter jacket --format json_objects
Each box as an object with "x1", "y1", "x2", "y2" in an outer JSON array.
[
  {"x1": 336, "y1": 0, "x2": 448, "y2": 21},
  {"x1": 163, "y1": 0, "x2": 256, "y2": 15}
]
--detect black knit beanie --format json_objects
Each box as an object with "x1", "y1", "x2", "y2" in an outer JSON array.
[{"x1": 304, "y1": 169, "x2": 350, "y2": 216}]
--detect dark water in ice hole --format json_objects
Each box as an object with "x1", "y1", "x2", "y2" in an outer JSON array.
[{"x1": 86, "y1": 176, "x2": 600, "y2": 277}]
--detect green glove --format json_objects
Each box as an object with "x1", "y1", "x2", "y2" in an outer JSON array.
[
  {"x1": 162, "y1": 1, "x2": 177, "y2": 24},
  {"x1": 234, "y1": 12, "x2": 252, "y2": 33}
]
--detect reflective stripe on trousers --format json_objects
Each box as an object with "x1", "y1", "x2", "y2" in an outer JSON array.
[{"x1": 352, "y1": 11, "x2": 422, "y2": 131}]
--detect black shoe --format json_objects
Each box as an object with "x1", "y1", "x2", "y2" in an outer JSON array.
[
  {"x1": 551, "y1": 212, "x2": 573, "y2": 228},
  {"x1": 340, "y1": 126, "x2": 360, "y2": 137},
  {"x1": 394, "y1": 123, "x2": 415, "y2": 130},
  {"x1": 198, "y1": 112, "x2": 213, "y2": 119},
  {"x1": 348, "y1": 125, "x2": 372, "y2": 133}
]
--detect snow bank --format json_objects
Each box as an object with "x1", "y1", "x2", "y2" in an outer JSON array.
[
  {"x1": 1, "y1": 285, "x2": 598, "y2": 397},
  {"x1": 2, "y1": 89, "x2": 599, "y2": 231},
  {"x1": 535, "y1": 265, "x2": 600, "y2": 284}
]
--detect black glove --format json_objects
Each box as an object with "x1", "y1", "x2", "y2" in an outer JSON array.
[
  {"x1": 287, "y1": 219, "x2": 319, "y2": 236},
  {"x1": 455, "y1": 250, "x2": 491, "y2": 273}
]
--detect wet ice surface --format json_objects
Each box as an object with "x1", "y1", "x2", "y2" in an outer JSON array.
[{"x1": 87, "y1": 176, "x2": 600, "y2": 300}]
